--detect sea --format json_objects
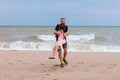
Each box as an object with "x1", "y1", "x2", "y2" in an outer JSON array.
[{"x1": 0, "y1": 26, "x2": 120, "y2": 52}]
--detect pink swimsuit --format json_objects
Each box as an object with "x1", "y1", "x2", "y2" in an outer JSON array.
[{"x1": 55, "y1": 32, "x2": 66, "y2": 47}]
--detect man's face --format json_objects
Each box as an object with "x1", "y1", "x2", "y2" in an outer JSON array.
[{"x1": 60, "y1": 19, "x2": 66, "y2": 25}]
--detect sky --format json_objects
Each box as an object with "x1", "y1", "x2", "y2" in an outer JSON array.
[{"x1": 0, "y1": 0, "x2": 120, "y2": 26}]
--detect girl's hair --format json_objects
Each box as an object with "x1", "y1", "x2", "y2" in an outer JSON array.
[{"x1": 59, "y1": 29, "x2": 63, "y2": 33}]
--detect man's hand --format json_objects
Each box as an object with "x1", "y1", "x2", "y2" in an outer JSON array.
[
  {"x1": 57, "y1": 31, "x2": 61, "y2": 36},
  {"x1": 54, "y1": 30, "x2": 61, "y2": 36},
  {"x1": 54, "y1": 30, "x2": 68, "y2": 37},
  {"x1": 64, "y1": 32, "x2": 68, "y2": 37}
]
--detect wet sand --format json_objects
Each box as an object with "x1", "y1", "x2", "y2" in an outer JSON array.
[{"x1": 0, "y1": 51, "x2": 120, "y2": 80}]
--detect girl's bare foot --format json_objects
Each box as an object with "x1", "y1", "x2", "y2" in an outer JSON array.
[{"x1": 49, "y1": 56, "x2": 56, "y2": 59}]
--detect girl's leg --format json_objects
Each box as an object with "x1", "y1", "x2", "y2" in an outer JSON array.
[
  {"x1": 49, "y1": 42, "x2": 60, "y2": 59},
  {"x1": 52, "y1": 45, "x2": 59, "y2": 57},
  {"x1": 49, "y1": 47, "x2": 57, "y2": 59},
  {"x1": 54, "y1": 45, "x2": 59, "y2": 56},
  {"x1": 53, "y1": 41, "x2": 61, "y2": 55}
]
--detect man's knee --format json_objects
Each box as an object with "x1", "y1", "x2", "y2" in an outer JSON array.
[
  {"x1": 58, "y1": 46, "x2": 62, "y2": 52},
  {"x1": 63, "y1": 43, "x2": 67, "y2": 49},
  {"x1": 64, "y1": 48, "x2": 67, "y2": 51}
]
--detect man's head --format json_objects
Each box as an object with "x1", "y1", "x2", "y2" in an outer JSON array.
[{"x1": 60, "y1": 18, "x2": 66, "y2": 26}]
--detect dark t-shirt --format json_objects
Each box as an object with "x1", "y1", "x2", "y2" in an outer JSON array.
[{"x1": 55, "y1": 24, "x2": 68, "y2": 41}]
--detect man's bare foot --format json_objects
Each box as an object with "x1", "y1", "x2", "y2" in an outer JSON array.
[
  {"x1": 60, "y1": 63, "x2": 64, "y2": 68},
  {"x1": 63, "y1": 59, "x2": 68, "y2": 65}
]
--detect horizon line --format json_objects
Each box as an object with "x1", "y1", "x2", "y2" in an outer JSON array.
[{"x1": 0, "y1": 25, "x2": 120, "y2": 27}]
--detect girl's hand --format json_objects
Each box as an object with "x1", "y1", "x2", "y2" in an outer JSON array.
[
  {"x1": 57, "y1": 31, "x2": 61, "y2": 36},
  {"x1": 63, "y1": 33, "x2": 67, "y2": 37}
]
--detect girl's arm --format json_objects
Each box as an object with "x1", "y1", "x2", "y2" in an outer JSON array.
[{"x1": 64, "y1": 31, "x2": 69, "y2": 37}]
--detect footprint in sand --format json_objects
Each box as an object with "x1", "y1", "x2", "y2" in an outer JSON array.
[
  {"x1": 8, "y1": 63, "x2": 13, "y2": 65},
  {"x1": 52, "y1": 67, "x2": 58, "y2": 71},
  {"x1": 32, "y1": 61, "x2": 38, "y2": 62},
  {"x1": 83, "y1": 69, "x2": 90, "y2": 72},
  {"x1": 96, "y1": 63, "x2": 103, "y2": 65},
  {"x1": 107, "y1": 66, "x2": 114, "y2": 69},
  {"x1": 110, "y1": 64, "x2": 117, "y2": 67},
  {"x1": 66, "y1": 69, "x2": 71, "y2": 72},
  {"x1": 53, "y1": 64, "x2": 60, "y2": 67},
  {"x1": 79, "y1": 62, "x2": 84, "y2": 64},
  {"x1": 41, "y1": 64, "x2": 45, "y2": 65},
  {"x1": 48, "y1": 67, "x2": 58, "y2": 72},
  {"x1": 116, "y1": 67, "x2": 120, "y2": 72},
  {"x1": 99, "y1": 71, "x2": 108, "y2": 73},
  {"x1": 72, "y1": 65, "x2": 78, "y2": 68},
  {"x1": 22, "y1": 63, "x2": 31, "y2": 64},
  {"x1": 41, "y1": 64, "x2": 48, "y2": 69},
  {"x1": 89, "y1": 65, "x2": 96, "y2": 68},
  {"x1": 117, "y1": 70, "x2": 120, "y2": 72},
  {"x1": 22, "y1": 77, "x2": 37, "y2": 80},
  {"x1": 107, "y1": 64, "x2": 115, "y2": 69},
  {"x1": 16, "y1": 60, "x2": 23, "y2": 62},
  {"x1": 45, "y1": 73, "x2": 50, "y2": 76}
]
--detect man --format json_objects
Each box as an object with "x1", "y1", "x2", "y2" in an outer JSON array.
[{"x1": 54, "y1": 18, "x2": 69, "y2": 67}]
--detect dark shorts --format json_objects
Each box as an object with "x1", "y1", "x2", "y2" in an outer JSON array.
[{"x1": 58, "y1": 42, "x2": 67, "y2": 52}]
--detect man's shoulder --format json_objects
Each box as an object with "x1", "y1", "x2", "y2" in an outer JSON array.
[
  {"x1": 56, "y1": 24, "x2": 68, "y2": 27},
  {"x1": 56, "y1": 24, "x2": 60, "y2": 26},
  {"x1": 55, "y1": 24, "x2": 60, "y2": 28},
  {"x1": 55, "y1": 24, "x2": 68, "y2": 29},
  {"x1": 64, "y1": 25, "x2": 68, "y2": 29},
  {"x1": 65, "y1": 25, "x2": 68, "y2": 28}
]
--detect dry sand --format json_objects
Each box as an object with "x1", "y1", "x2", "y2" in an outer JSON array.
[{"x1": 0, "y1": 51, "x2": 120, "y2": 80}]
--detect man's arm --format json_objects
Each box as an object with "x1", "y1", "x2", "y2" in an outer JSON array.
[
  {"x1": 53, "y1": 30, "x2": 60, "y2": 35},
  {"x1": 53, "y1": 25, "x2": 61, "y2": 36},
  {"x1": 64, "y1": 31, "x2": 68, "y2": 37},
  {"x1": 64, "y1": 26, "x2": 69, "y2": 37}
]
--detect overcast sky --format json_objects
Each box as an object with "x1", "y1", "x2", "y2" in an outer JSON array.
[{"x1": 0, "y1": 0, "x2": 120, "y2": 26}]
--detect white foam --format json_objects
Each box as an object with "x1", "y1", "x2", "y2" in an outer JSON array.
[
  {"x1": 68, "y1": 43, "x2": 120, "y2": 52},
  {"x1": 37, "y1": 34, "x2": 95, "y2": 42},
  {"x1": 67, "y1": 34, "x2": 95, "y2": 42},
  {"x1": 37, "y1": 35, "x2": 55, "y2": 42},
  {"x1": 9, "y1": 41, "x2": 40, "y2": 50},
  {"x1": 1, "y1": 41, "x2": 120, "y2": 52}
]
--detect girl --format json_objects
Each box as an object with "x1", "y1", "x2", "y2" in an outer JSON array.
[{"x1": 49, "y1": 29, "x2": 66, "y2": 59}]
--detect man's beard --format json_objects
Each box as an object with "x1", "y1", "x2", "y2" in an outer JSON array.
[{"x1": 61, "y1": 23, "x2": 65, "y2": 25}]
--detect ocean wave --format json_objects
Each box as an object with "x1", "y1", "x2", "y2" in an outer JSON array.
[
  {"x1": 37, "y1": 35, "x2": 55, "y2": 42},
  {"x1": 37, "y1": 34, "x2": 96, "y2": 42},
  {"x1": 68, "y1": 34, "x2": 95, "y2": 42},
  {"x1": 37, "y1": 34, "x2": 107, "y2": 43},
  {"x1": 95, "y1": 35, "x2": 107, "y2": 42},
  {"x1": 0, "y1": 41, "x2": 120, "y2": 52}
]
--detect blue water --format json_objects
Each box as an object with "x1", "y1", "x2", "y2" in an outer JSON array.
[{"x1": 0, "y1": 26, "x2": 120, "y2": 52}]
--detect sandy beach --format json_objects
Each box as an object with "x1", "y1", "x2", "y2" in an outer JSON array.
[{"x1": 0, "y1": 51, "x2": 120, "y2": 80}]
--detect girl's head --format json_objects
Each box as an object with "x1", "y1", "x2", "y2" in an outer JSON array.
[{"x1": 59, "y1": 29, "x2": 63, "y2": 33}]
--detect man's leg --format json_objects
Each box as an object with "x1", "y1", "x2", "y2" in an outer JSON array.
[
  {"x1": 63, "y1": 43, "x2": 68, "y2": 64},
  {"x1": 58, "y1": 47, "x2": 64, "y2": 67},
  {"x1": 58, "y1": 47, "x2": 63, "y2": 63},
  {"x1": 63, "y1": 48, "x2": 67, "y2": 60}
]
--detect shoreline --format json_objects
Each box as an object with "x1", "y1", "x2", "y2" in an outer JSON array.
[
  {"x1": 0, "y1": 49, "x2": 120, "y2": 54},
  {"x1": 0, "y1": 50, "x2": 120, "y2": 80}
]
